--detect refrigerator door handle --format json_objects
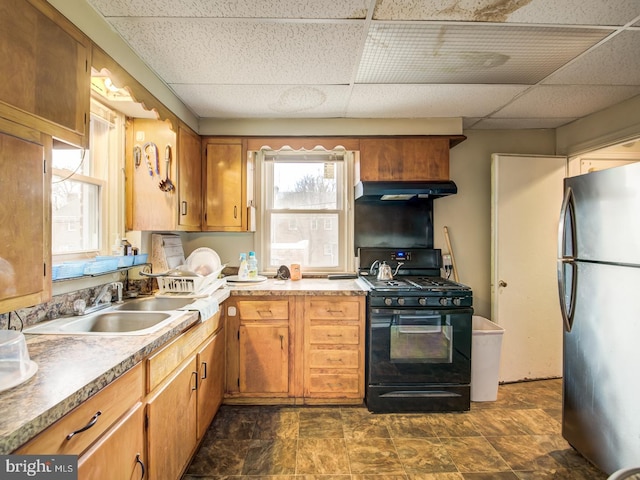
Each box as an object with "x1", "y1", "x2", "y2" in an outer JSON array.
[
  {"x1": 558, "y1": 186, "x2": 576, "y2": 332},
  {"x1": 558, "y1": 186, "x2": 573, "y2": 259},
  {"x1": 557, "y1": 259, "x2": 576, "y2": 332}
]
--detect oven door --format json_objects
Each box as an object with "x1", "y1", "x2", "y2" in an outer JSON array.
[{"x1": 367, "y1": 306, "x2": 472, "y2": 385}]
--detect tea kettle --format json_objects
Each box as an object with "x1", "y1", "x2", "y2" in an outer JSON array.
[{"x1": 370, "y1": 260, "x2": 404, "y2": 281}]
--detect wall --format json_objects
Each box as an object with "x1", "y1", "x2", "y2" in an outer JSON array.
[{"x1": 433, "y1": 129, "x2": 556, "y2": 317}]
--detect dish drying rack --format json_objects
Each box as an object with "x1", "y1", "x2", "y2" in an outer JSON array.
[{"x1": 155, "y1": 266, "x2": 226, "y2": 297}]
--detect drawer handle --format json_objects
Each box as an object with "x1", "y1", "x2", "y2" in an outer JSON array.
[
  {"x1": 257, "y1": 309, "x2": 273, "y2": 317},
  {"x1": 66, "y1": 411, "x2": 102, "y2": 440},
  {"x1": 135, "y1": 453, "x2": 145, "y2": 480},
  {"x1": 327, "y1": 309, "x2": 345, "y2": 315},
  {"x1": 327, "y1": 334, "x2": 343, "y2": 338},
  {"x1": 201, "y1": 361, "x2": 208, "y2": 380}
]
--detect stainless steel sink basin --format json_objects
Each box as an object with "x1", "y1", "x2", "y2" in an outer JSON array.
[
  {"x1": 112, "y1": 297, "x2": 194, "y2": 311},
  {"x1": 59, "y1": 312, "x2": 172, "y2": 333},
  {"x1": 24, "y1": 310, "x2": 187, "y2": 336}
]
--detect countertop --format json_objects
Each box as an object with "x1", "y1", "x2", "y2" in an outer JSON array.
[
  {"x1": 226, "y1": 276, "x2": 369, "y2": 295},
  {"x1": 0, "y1": 278, "x2": 368, "y2": 454},
  {"x1": 0, "y1": 288, "x2": 230, "y2": 454}
]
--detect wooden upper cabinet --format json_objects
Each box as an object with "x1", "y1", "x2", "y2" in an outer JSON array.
[
  {"x1": 0, "y1": 0, "x2": 90, "y2": 148},
  {"x1": 358, "y1": 137, "x2": 455, "y2": 181},
  {"x1": 177, "y1": 125, "x2": 202, "y2": 230},
  {"x1": 203, "y1": 138, "x2": 248, "y2": 232},
  {"x1": 0, "y1": 118, "x2": 51, "y2": 313},
  {"x1": 126, "y1": 118, "x2": 178, "y2": 231}
]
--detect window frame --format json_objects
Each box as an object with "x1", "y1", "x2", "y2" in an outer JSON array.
[
  {"x1": 257, "y1": 150, "x2": 355, "y2": 275},
  {"x1": 51, "y1": 99, "x2": 125, "y2": 262}
]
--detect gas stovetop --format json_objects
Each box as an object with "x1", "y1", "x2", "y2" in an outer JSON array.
[
  {"x1": 357, "y1": 247, "x2": 472, "y2": 308},
  {"x1": 360, "y1": 275, "x2": 469, "y2": 293}
]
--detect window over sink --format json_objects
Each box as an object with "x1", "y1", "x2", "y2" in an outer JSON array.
[
  {"x1": 51, "y1": 99, "x2": 124, "y2": 259},
  {"x1": 258, "y1": 149, "x2": 354, "y2": 274}
]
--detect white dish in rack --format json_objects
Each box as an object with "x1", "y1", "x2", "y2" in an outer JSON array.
[{"x1": 186, "y1": 248, "x2": 221, "y2": 276}]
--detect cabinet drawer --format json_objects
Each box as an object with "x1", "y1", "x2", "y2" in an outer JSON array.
[
  {"x1": 309, "y1": 347, "x2": 359, "y2": 369},
  {"x1": 147, "y1": 314, "x2": 217, "y2": 392},
  {"x1": 16, "y1": 363, "x2": 143, "y2": 455},
  {"x1": 238, "y1": 300, "x2": 289, "y2": 320},
  {"x1": 308, "y1": 373, "x2": 360, "y2": 394},
  {"x1": 309, "y1": 324, "x2": 359, "y2": 345},
  {"x1": 307, "y1": 299, "x2": 360, "y2": 320}
]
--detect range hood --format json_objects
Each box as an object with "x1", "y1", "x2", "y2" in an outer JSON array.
[{"x1": 354, "y1": 180, "x2": 457, "y2": 201}]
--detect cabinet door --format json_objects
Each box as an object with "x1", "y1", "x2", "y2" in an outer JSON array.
[
  {"x1": 204, "y1": 142, "x2": 243, "y2": 230},
  {"x1": 359, "y1": 138, "x2": 450, "y2": 181},
  {"x1": 239, "y1": 324, "x2": 289, "y2": 394},
  {"x1": 147, "y1": 357, "x2": 198, "y2": 480},
  {"x1": 0, "y1": 0, "x2": 90, "y2": 147},
  {"x1": 126, "y1": 118, "x2": 177, "y2": 231},
  {"x1": 196, "y1": 327, "x2": 225, "y2": 439},
  {"x1": 77, "y1": 403, "x2": 145, "y2": 480},
  {"x1": 177, "y1": 125, "x2": 202, "y2": 230},
  {"x1": 0, "y1": 122, "x2": 51, "y2": 312}
]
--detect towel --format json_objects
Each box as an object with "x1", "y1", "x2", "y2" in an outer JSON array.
[{"x1": 178, "y1": 296, "x2": 219, "y2": 321}]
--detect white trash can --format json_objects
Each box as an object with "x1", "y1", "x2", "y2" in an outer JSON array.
[{"x1": 471, "y1": 316, "x2": 505, "y2": 402}]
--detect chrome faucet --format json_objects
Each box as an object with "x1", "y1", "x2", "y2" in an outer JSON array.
[{"x1": 75, "y1": 282, "x2": 123, "y2": 315}]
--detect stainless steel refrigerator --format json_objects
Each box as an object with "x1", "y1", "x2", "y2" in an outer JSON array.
[{"x1": 557, "y1": 161, "x2": 640, "y2": 474}]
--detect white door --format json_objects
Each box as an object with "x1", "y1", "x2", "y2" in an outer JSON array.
[{"x1": 491, "y1": 154, "x2": 566, "y2": 382}]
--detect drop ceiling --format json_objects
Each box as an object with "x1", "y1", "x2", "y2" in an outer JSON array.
[{"x1": 83, "y1": 0, "x2": 640, "y2": 129}]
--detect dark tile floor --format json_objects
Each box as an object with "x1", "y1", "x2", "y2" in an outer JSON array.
[{"x1": 183, "y1": 379, "x2": 607, "y2": 479}]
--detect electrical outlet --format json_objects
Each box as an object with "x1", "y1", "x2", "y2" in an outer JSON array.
[{"x1": 442, "y1": 254, "x2": 452, "y2": 268}]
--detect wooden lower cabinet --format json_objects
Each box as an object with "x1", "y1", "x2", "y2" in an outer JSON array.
[
  {"x1": 240, "y1": 324, "x2": 289, "y2": 394},
  {"x1": 145, "y1": 312, "x2": 224, "y2": 479},
  {"x1": 196, "y1": 328, "x2": 225, "y2": 439},
  {"x1": 15, "y1": 313, "x2": 225, "y2": 480},
  {"x1": 225, "y1": 295, "x2": 365, "y2": 404},
  {"x1": 77, "y1": 403, "x2": 145, "y2": 480},
  {"x1": 147, "y1": 356, "x2": 198, "y2": 480},
  {"x1": 304, "y1": 297, "x2": 366, "y2": 400},
  {"x1": 226, "y1": 297, "x2": 294, "y2": 400}
]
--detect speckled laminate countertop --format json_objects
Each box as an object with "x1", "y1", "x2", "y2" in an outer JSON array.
[
  {"x1": 226, "y1": 276, "x2": 369, "y2": 295},
  {"x1": 0, "y1": 288, "x2": 231, "y2": 455},
  {"x1": 0, "y1": 279, "x2": 368, "y2": 454}
]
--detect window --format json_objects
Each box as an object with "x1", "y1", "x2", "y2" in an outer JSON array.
[
  {"x1": 51, "y1": 100, "x2": 124, "y2": 258},
  {"x1": 259, "y1": 150, "x2": 354, "y2": 274}
]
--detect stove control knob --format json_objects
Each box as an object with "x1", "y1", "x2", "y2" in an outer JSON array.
[
  {"x1": 384, "y1": 297, "x2": 393, "y2": 306},
  {"x1": 453, "y1": 297, "x2": 463, "y2": 306},
  {"x1": 439, "y1": 297, "x2": 450, "y2": 306},
  {"x1": 418, "y1": 298, "x2": 427, "y2": 306},
  {"x1": 397, "y1": 297, "x2": 405, "y2": 306}
]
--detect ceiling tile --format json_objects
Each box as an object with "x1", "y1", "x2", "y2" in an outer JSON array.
[
  {"x1": 543, "y1": 31, "x2": 640, "y2": 85},
  {"x1": 109, "y1": 18, "x2": 364, "y2": 84},
  {"x1": 493, "y1": 85, "x2": 640, "y2": 118},
  {"x1": 170, "y1": 84, "x2": 351, "y2": 118},
  {"x1": 372, "y1": 0, "x2": 640, "y2": 25},
  {"x1": 357, "y1": 24, "x2": 611, "y2": 84},
  {"x1": 347, "y1": 84, "x2": 528, "y2": 117},
  {"x1": 87, "y1": 0, "x2": 370, "y2": 18}
]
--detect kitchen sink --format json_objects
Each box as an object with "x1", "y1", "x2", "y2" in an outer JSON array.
[
  {"x1": 112, "y1": 296, "x2": 194, "y2": 311},
  {"x1": 24, "y1": 310, "x2": 187, "y2": 336}
]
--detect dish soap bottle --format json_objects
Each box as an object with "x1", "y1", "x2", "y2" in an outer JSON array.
[
  {"x1": 248, "y1": 251, "x2": 258, "y2": 279},
  {"x1": 238, "y1": 253, "x2": 249, "y2": 280}
]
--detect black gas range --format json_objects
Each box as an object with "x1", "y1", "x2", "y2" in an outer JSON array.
[{"x1": 358, "y1": 247, "x2": 473, "y2": 413}]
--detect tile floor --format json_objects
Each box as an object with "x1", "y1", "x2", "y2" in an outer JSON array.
[{"x1": 183, "y1": 379, "x2": 607, "y2": 479}]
